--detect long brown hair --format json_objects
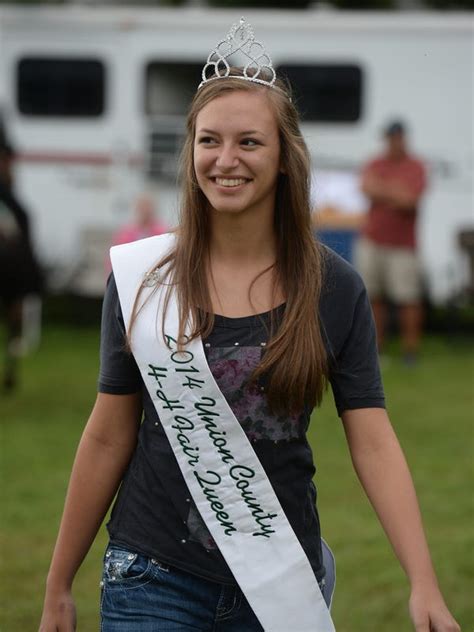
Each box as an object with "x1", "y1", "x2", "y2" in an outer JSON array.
[{"x1": 130, "y1": 70, "x2": 328, "y2": 414}]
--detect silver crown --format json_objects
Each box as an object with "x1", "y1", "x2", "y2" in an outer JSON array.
[{"x1": 198, "y1": 17, "x2": 276, "y2": 90}]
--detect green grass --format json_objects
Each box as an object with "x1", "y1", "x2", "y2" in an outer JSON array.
[
  {"x1": 1, "y1": 328, "x2": 473, "y2": 631},
  {"x1": 311, "y1": 338, "x2": 474, "y2": 631}
]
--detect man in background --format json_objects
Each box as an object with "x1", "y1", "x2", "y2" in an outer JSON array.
[{"x1": 355, "y1": 120, "x2": 427, "y2": 364}]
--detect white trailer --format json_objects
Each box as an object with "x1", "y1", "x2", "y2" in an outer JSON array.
[{"x1": 0, "y1": 5, "x2": 472, "y2": 300}]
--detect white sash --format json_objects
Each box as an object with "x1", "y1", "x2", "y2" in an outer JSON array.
[{"x1": 111, "y1": 233, "x2": 335, "y2": 632}]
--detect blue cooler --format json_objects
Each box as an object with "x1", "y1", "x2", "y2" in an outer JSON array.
[{"x1": 316, "y1": 229, "x2": 359, "y2": 264}]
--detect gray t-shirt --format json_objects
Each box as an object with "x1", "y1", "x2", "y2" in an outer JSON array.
[{"x1": 98, "y1": 247, "x2": 385, "y2": 584}]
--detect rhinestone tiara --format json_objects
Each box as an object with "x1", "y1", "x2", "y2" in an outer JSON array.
[{"x1": 198, "y1": 17, "x2": 276, "y2": 90}]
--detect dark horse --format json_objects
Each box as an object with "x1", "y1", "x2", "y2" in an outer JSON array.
[{"x1": 0, "y1": 137, "x2": 42, "y2": 391}]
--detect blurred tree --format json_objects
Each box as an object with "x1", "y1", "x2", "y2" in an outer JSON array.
[
  {"x1": 0, "y1": 0, "x2": 471, "y2": 7},
  {"x1": 206, "y1": 0, "x2": 313, "y2": 7},
  {"x1": 331, "y1": 0, "x2": 395, "y2": 6},
  {"x1": 206, "y1": 0, "x2": 473, "y2": 7},
  {"x1": 0, "y1": 0, "x2": 66, "y2": 3},
  {"x1": 0, "y1": 0, "x2": 189, "y2": 4},
  {"x1": 206, "y1": 0, "x2": 398, "y2": 7},
  {"x1": 156, "y1": 0, "x2": 187, "y2": 5},
  {"x1": 424, "y1": 0, "x2": 474, "y2": 6}
]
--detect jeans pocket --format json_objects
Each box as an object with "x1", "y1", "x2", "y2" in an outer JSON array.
[{"x1": 102, "y1": 545, "x2": 153, "y2": 587}]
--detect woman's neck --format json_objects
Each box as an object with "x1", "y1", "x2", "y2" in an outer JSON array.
[
  {"x1": 206, "y1": 209, "x2": 282, "y2": 318},
  {"x1": 209, "y1": 209, "x2": 277, "y2": 266}
]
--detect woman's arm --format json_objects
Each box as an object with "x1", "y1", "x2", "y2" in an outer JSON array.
[
  {"x1": 39, "y1": 391, "x2": 142, "y2": 632},
  {"x1": 341, "y1": 407, "x2": 460, "y2": 632}
]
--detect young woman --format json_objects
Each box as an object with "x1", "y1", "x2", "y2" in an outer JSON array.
[{"x1": 39, "y1": 21, "x2": 459, "y2": 632}]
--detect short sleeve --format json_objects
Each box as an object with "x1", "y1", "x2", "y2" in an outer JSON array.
[
  {"x1": 98, "y1": 274, "x2": 142, "y2": 394},
  {"x1": 320, "y1": 248, "x2": 385, "y2": 416},
  {"x1": 411, "y1": 159, "x2": 427, "y2": 197},
  {"x1": 329, "y1": 286, "x2": 385, "y2": 415}
]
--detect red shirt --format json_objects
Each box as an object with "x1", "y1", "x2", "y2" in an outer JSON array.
[
  {"x1": 361, "y1": 154, "x2": 427, "y2": 249},
  {"x1": 112, "y1": 221, "x2": 167, "y2": 246}
]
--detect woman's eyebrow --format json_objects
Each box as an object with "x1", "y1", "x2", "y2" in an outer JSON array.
[
  {"x1": 239, "y1": 130, "x2": 265, "y2": 136},
  {"x1": 196, "y1": 128, "x2": 266, "y2": 136}
]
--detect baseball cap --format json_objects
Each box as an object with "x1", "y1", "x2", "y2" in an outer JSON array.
[{"x1": 384, "y1": 120, "x2": 406, "y2": 136}]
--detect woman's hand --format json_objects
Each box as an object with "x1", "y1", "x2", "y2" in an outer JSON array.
[
  {"x1": 38, "y1": 393, "x2": 141, "y2": 632},
  {"x1": 38, "y1": 585, "x2": 77, "y2": 632},
  {"x1": 409, "y1": 584, "x2": 460, "y2": 632},
  {"x1": 342, "y1": 409, "x2": 460, "y2": 632}
]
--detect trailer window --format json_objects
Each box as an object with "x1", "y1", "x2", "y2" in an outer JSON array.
[
  {"x1": 276, "y1": 64, "x2": 362, "y2": 122},
  {"x1": 145, "y1": 62, "x2": 202, "y2": 116},
  {"x1": 17, "y1": 58, "x2": 105, "y2": 117}
]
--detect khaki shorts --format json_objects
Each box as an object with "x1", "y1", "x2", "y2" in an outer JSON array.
[{"x1": 354, "y1": 237, "x2": 422, "y2": 303}]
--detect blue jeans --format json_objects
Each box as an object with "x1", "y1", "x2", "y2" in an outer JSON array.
[{"x1": 100, "y1": 544, "x2": 333, "y2": 631}]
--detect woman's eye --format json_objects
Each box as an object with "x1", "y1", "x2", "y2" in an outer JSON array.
[
  {"x1": 242, "y1": 138, "x2": 259, "y2": 147},
  {"x1": 198, "y1": 136, "x2": 217, "y2": 144}
]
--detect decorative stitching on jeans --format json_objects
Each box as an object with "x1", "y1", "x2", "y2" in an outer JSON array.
[
  {"x1": 154, "y1": 559, "x2": 170, "y2": 573},
  {"x1": 99, "y1": 581, "x2": 105, "y2": 632},
  {"x1": 102, "y1": 548, "x2": 155, "y2": 590}
]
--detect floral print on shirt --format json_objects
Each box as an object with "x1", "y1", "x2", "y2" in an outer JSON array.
[{"x1": 206, "y1": 346, "x2": 305, "y2": 441}]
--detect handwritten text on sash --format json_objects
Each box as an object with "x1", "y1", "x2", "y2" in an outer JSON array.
[{"x1": 146, "y1": 335, "x2": 277, "y2": 539}]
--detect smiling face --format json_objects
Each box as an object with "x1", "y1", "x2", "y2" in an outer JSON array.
[{"x1": 193, "y1": 89, "x2": 281, "y2": 220}]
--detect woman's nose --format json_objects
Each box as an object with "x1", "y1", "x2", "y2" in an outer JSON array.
[{"x1": 215, "y1": 144, "x2": 239, "y2": 170}]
